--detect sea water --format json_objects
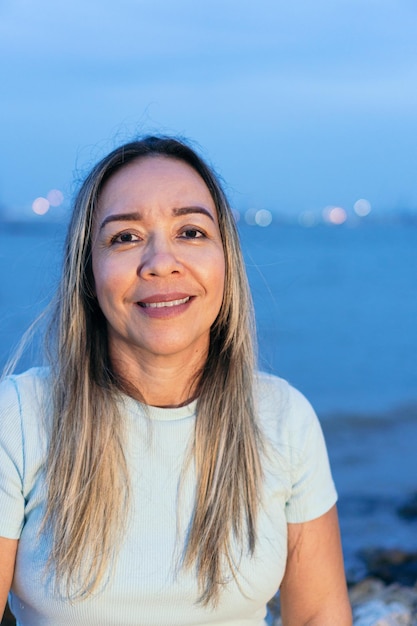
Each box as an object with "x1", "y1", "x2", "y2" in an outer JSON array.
[
  {"x1": 1, "y1": 218, "x2": 415, "y2": 415},
  {"x1": 243, "y1": 220, "x2": 416, "y2": 414},
  {"x1": 1, "y1": 217, "x2": 416, "y2": 573},
  {"x1": 239, "y1": 221, "x2": 417, "y2": 576}
]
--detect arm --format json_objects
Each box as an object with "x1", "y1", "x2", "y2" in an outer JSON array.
[
  {"x1": 280, "y1": 505, "x2": 352, "y2": 626},
  {"x1": 0, "y1": 537, "x2": 17, "y2": 618}
]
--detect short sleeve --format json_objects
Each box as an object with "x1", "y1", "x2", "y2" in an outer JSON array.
[
  {"x1": 284, "y1": 385, "x2": 337, "y2": 523},
  {"x1": 0, "y1": 376, "x2": 25, "y2": 539}
]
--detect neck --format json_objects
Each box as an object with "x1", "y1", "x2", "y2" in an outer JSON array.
[{"x1": 109, "y1": 346, "x2": 206, "y2": 407}]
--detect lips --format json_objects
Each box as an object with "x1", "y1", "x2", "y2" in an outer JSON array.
[
  {"x1": 135, "y1": 294, "x2": 193, "y2": 319},
  {"x1": 138, "y1": 296, "x2": 191, "y2": 309}
]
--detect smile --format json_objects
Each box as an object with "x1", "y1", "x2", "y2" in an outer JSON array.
[{"x1": 139, "y1": 297, "x2": 191, "y2": 309}]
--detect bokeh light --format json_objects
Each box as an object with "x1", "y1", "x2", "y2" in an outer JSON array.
[
  {"x1": 298, "y1": 211, "x2": 317, "y2": 227},
  {"x1": 47, "y1": 189, "x2": 64, "y2": 207},
  {"x1": 255, "y1": 209, "x2": 272, "y2": 227},
  {"x1": 244, "y1": 208, "x2": 272, "y2": 226},
  {"x1": 323, "y1": 206, "x2": 347, "y2": 225},
  {"x1": 32, "y1": 197, "x2": 50, "y2": 215},
  {"x1": 244, "y1": 209, "x2": 257, "y2": 225},
  {"x1": 354, "y1": 198, "x2": 372, "y2": 217}
]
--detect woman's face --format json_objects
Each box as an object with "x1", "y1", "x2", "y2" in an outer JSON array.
[{"x1": 91, "y1": 156, "x2": 225, "y2": 370}]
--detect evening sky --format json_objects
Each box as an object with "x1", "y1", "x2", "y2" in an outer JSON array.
[{"x1": 1, "y1": 0, "x2": 416, "y2": 218}]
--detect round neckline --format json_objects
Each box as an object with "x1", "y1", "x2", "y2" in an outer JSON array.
[{"x1": 121, "y1": 395, "x2": 198, "y2": 421}]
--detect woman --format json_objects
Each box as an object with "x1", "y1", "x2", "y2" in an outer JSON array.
[{"x1": 0, "y1": 136, "x2": 352, "y2": 625}]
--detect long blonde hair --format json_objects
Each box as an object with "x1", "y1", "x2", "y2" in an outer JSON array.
[{"x1": 43, "y1": 136, "x2": 264, "y2": 605}]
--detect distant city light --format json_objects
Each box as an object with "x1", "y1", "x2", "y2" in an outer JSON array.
[
  {"x1": 255, "y1": 209, "x2": 272, "y2": 227},
  {"x1": 244, "y1": 208, "x2": 272, "y2": 226},
  {"x1": 32, "y1": 197, "x2": 50, "y2": 215},
  {"x1": 298, "y1": 211, "x2": 317, "y2": 227},
  {"x1": 244, "y1": 208, "x2": 258, "y2": 225},
  {"x1": 323, "y1": 206, "x2": 347, "y2": 225},
  {"x1": 47, "y1": 189, "x2": 64, "y2": 207},
  {"x1": 354, "y1": 198, "x2": 371, "y2": 217}
]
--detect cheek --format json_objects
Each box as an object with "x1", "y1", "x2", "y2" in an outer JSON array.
[
  {"x1": 92, "y1": 260, "x2": 121, "y2": 309},
  {"x1": 92, "y1": 250, "x2": 129, "y2": 292}
]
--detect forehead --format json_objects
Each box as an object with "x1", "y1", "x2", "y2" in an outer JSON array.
[{"x1": 98, "y1": 155, "x2": 216, "y2": 212}]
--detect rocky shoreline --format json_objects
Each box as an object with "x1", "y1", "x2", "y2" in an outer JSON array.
[
  {"x1": 267, "y1": 542, "x2": 417, "y2": 625},
  {"x1": 347, "y1": 546, "x2": 417, "y2": 625},
  {"x1": 268, "y1": 574, "x2": 417, "y2": 626},
  {"x1": 273, "y1": 490, "x2": 417, "y2": 626},
  {"x1": 349, "y1": 578, "x2": 417, "y2": 625}
]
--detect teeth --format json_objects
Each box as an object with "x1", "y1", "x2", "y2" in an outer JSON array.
[{"x1": 142, "y1": 297, "x2": 190, "y2": 308}]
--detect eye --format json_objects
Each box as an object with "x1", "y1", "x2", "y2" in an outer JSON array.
[
  {"x1": 111, "y1": 231, "x2": 141, "y2": 244},
  {"x1": 180, "y1": 228, "x2": 205, "y2": 239}
]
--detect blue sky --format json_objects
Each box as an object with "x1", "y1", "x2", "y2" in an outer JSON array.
[{"x1": 1, "y1": 0, "x2": 417, "y2": 217}]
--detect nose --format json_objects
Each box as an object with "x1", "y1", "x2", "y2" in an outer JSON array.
[{"x1": 138, "y1": 235, "x2": 182, "y2": 278}]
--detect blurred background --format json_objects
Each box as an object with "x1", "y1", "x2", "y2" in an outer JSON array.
[{"x1": 0, "y1": 0, "x2": 416, "y2": 584}]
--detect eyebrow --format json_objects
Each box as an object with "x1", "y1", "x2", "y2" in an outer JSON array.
[{"x1": 99, "y1": 206, "x2": 214, "y2": 230}]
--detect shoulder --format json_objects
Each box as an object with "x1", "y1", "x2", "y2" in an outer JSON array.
[
  {"x1": 254, "y1": 371, "x2": 326, "y2": 461},
  {"x1": 0, "y1": 368, "x2": 50, "y2": 536},
  {"x1": 254, "y1": 370, "x2": 318, "y2": 434},
  {"x1": 0, "y1": 367, "x2": 51, "y2": 441},
  {"x1": 0, "y1": 367, "x2": 51, "y2": 410},
  {"x1": 255, "y1": 372, "x2": 337, "y2": 521}
]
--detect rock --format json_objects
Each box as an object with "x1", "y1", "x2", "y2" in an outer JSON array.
[
  {"x1": 397, "y1": 493, "x2": 417, "y2": 521},
  {"x1": 269, "y1": 577, "x2": 417, "y2": 625},
  {"x1": 352, "y1": 599, "x2": 412, "y2": 625},
  {"x1": 349, "y1": 578, "x2": 387, "y2": 604},
  {"x1": 382, "y1": 583, "x2": 417, "y2": 609},
  {"x1": 360, "y1": 548, "x2": 417, "y2": 586},
  {"x1": 349, "y1": 577, "x2": 417, "y2": 626}
]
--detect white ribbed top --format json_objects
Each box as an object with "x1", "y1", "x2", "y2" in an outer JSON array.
[{"x1": 0, "y1": 368, "x2": 337, "y2": 626}]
